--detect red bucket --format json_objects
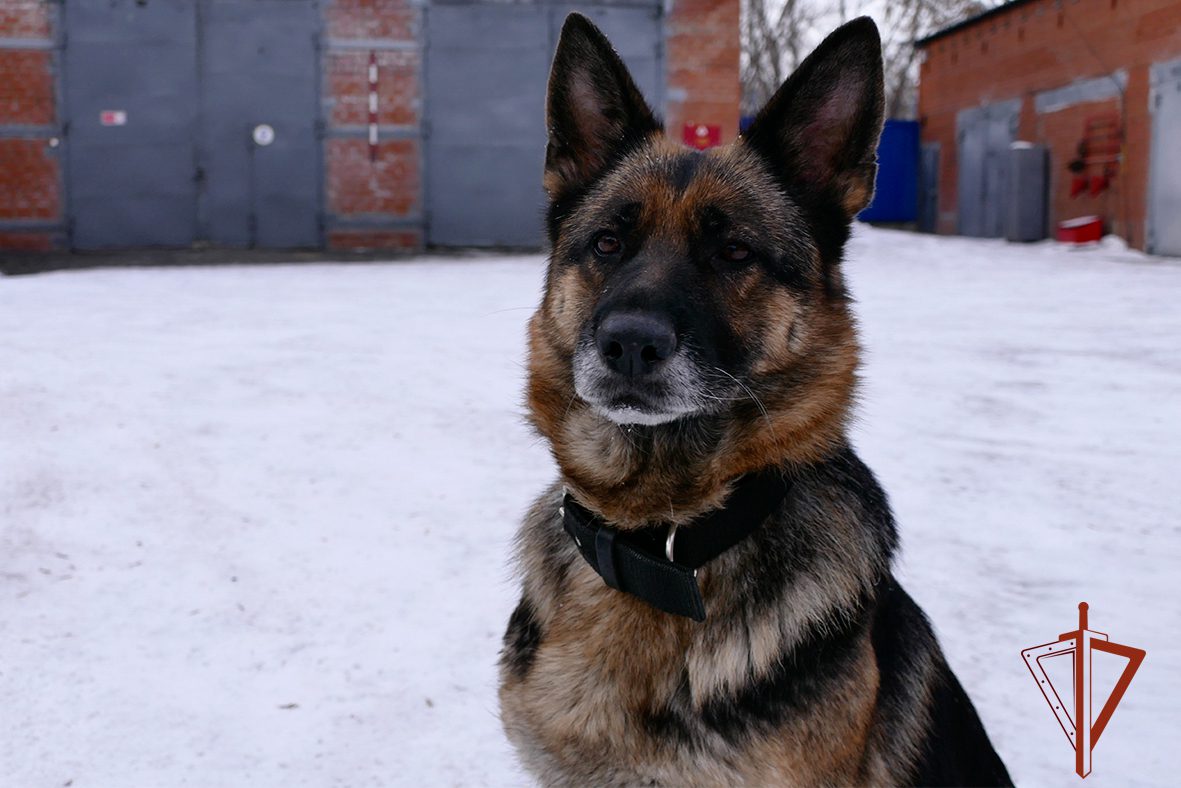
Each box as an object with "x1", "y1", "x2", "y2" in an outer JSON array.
[{"x1": 1057, "y1": 216, "x2": 1102, "y2": 244}]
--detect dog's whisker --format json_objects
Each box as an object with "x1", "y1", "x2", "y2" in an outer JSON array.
[
  {"x1": 482, "y1": 306, "x2": 537, "y2": 316},
  {"x1": 710, "y1": 366, "x2": 773, "y2": 429},
  {"x1": 616, "y1": 422, "x2": 650, "y2": 454},
  {"x1": 561, "y1": 391, "x2": 578, "y2": 420},
  {"x1": 697, "y1": 392, "x2": 748, "y2": 402}
]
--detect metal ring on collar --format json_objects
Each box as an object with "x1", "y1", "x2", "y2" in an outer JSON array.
[{"x1": 665, "y1": 523, "x2": 679, "y2": 563}]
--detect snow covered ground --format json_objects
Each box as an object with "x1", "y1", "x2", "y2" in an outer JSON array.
[{"x1": 2, "y1": 226, "x2": 1178, "y2": 787}]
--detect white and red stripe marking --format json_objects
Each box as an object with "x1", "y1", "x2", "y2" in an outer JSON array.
[{"x1": 368, "y1": 51, "x2": 379, "y2": 161}]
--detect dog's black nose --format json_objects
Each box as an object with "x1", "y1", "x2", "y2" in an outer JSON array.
[{"x1": 596, "y1": 311, "x2": 677, "y2": 377}]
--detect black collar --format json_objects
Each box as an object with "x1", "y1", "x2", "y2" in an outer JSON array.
[{"x1": 560, "y1": 471, "x2": 791, "y2": 621}]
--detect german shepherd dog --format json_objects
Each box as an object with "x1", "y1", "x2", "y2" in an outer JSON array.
[{"x1": 499, "y1": 14, "x2": 1012, "y2": 787}]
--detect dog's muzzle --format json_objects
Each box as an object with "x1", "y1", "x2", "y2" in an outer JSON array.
[{"x1": 573, "y1": 309, "x2": 709, "y2": 426}]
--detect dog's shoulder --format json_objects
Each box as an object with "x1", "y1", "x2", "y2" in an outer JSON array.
[
  {"x1": 872, "y1": 578, "x2": 1014, "y2": 787},
  {"x1": 774, "y1": 445, "x2": 900, "y2": 574},
  {"x1": 512, "y1": 481, "x2": 577, "y2": 591},
  {"x1": 500, "y1": 482, "x2": 574, "y2": 682}
]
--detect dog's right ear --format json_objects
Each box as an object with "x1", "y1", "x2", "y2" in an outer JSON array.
[{"x1": 544, "y1": 13, "x2": 660, "y2": 198}]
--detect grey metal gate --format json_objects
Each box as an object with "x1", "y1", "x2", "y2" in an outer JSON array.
[
  {"x1": 198, "y1": 0, "x2": 323, "y2": 248},
  {"x1": 63, "y1": 0, "x2": 322, "y2": 250},
  {"x1": 63, "y1": 0, "x2": 201, "y2": 249},
  {"x1": 918, "y1": 142, "x2": 939, "y2": 233},
  {"x1": 956, "y1": 99, "x2": 1019, "y2": 238},
  {"x1": 423, "y1": 1, "x2": 663, "y2": 247},
  {"x1": 1148, "y1": 58, "x2": 1181, "y2": 257}
]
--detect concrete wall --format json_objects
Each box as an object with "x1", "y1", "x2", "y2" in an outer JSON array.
[{"x1": 917, "y1": 0, "x2": 1181, "y2": 248}]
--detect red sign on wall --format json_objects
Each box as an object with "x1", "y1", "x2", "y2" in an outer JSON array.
[{"x1": 683, "y1": 123, "x2": 721, "y2": 150}]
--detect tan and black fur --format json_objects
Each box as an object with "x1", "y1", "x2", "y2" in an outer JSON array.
[{"x1": 499, "y1": 14, "x2": 1011, "y2": 787}]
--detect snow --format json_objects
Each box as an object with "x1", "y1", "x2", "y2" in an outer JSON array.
[{"x1": 2, "y1": 226, "x2": 1178, "y2": 787}]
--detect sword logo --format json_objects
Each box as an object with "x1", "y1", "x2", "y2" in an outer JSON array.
[{"x1": 1022, "y1": 603, "x2": 1146, "y2": 778}]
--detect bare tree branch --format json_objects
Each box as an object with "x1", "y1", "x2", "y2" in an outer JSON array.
[{"x1": 741, "y1": 0, "x2": 996, "y2": 119}]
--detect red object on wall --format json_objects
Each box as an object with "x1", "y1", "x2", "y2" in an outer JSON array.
[
  {"x1": 1082, "y1": 113, "x2": 1121, "y2": 165},
  {"x1": 683, "y1": 123, "x2": 721, "y2": 150},
  {"x1": 1057, "y1": 216, "x2": 1103, "y2": 244}
]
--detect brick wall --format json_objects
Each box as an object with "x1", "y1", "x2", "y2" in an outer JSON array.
[
  {"x1": 917, "y1": 0, "x2": 1181, "y2": 248},
  {"x1": 0, "y1": 0, "x2": 49, "y2": 37},
  {"x1": 665, "y1": 0, "x2": 742, "y2": 146},
  {"x1": 322, "y1": 0, "x2": 422, "y2": 252},
  {"x1": 0, "y1": 0, "x2": 61, "y2": 252},
  {"x1": 1035, "y1": 96, "x2": 1127, "y2": 241}
]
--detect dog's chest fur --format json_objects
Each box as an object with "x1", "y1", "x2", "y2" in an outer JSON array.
[
  {"x1": 499, "y1": 460, "x2": 910, "y2": 787},
  {"x1": 501, "y1": 601, "x2": 880, "y2": 786}
]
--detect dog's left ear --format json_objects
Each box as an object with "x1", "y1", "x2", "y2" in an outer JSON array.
[
  {"x1": 544, "y1": 13, "x2": 661, "y2": 198},
  {"x1": 742, "y1": 17, "x2": 885, "y2": 217}
]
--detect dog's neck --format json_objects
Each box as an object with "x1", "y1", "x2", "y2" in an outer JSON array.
[{"x1": 533, "y1": 395, "x2": 853, "y2": 528}]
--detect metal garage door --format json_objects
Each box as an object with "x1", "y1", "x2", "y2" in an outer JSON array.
[
  {"x1": 956, "y1": 99, "x2": 1019, "y2": 238},
  {"x1": 198, "y1": 0, "x2": 323, "y2": 248},
  {"x1": 423, "y1": 1, "x2": 663, "y2": 247},
  {"x1": 1148, "y1": 58, "x2": 1181, "y2": 257},
  {"x1": 63, "y1": 0, "x2": 201, "y2": 249},
  {"x1": 62, "y1": 0, "x2": 322, "y2": 250}
]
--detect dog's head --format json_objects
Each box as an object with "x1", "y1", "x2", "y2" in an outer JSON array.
[{"x1": 527, "y1": 14, "x2": 884, "y2": 513}]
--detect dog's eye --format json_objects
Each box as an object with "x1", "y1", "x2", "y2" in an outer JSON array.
[
  {"x1": 720, "y1": 241, "x2": 752, "y2": 263},
  {"x1": 593, "y1": 232, "x2": 622, "y2": 257}
]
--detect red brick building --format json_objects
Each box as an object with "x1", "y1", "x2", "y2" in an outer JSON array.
[
  {"x1": 0, "y1": 0, "x2": 739, "y2": 254},
  {"x1": 916, "y1": 0, "x2": 1181, "y2": 254}
]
